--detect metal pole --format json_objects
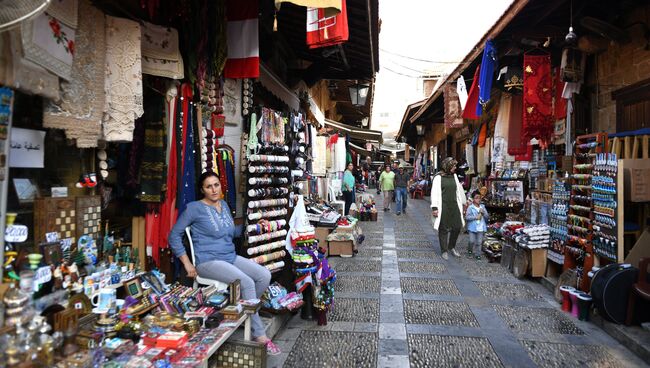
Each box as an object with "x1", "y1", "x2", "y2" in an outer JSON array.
[{"x1": 0, "y1": 89, "x2": 15, "y2": 280}]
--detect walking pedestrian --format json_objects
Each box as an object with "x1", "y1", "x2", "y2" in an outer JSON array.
[
  {"x1": 465, "y1": 191, "x2": 488, "y2": 259},
  {"x1": 394, "y1": 165, "x2": 410, "y2": 215},
  {"x1": 342, "y1": 162, "x2": 356, "y2": 215},
  {"x1": 430, "y1": 157, "x2": 467, "y2": 260},
  {"x1": 378, "y1": 165, "x2": 395, "y2": 212}
]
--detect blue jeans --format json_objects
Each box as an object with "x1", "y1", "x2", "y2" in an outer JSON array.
[{"x1": 395, "y1": 187, "x2": 407, "y2": 213}]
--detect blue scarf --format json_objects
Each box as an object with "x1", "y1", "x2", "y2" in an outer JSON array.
[
  {"x1": 179, "y1": 103, "x2": 196, "y2": 215},
  {"x1": 477, "y1": 39, "x2": 498, "y2": 117}
]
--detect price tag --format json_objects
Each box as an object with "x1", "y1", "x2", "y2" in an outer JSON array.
[
  {"x1": 34, "y1": 266, "x2": 52, "y2": 285},
  {"x1": 45, "y1": 232, "x2": 59, "y2": 243},
  {"x1": 5, "y1": 224, "x2": 28, "y2": 242}
]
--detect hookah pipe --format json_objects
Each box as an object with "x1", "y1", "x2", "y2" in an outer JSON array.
[{"x1": 3, "y1": 251, "x2": 20, "y2": 281}]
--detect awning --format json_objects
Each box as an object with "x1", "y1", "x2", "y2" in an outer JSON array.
[
  {"x1": 324, "y1": 119, "x2": 383, "y2": 143},
  {"x1": 349, "y1": 142, "x2": 372, "y2": 156},
  {"x1": 259, "y1": 63, "x2": 300, "y2": 111}
]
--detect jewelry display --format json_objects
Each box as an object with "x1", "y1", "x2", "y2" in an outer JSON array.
[{"x1": 592, "y1": 153, "x2": 618, "y2": 261}]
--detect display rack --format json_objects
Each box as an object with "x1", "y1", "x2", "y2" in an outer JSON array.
[
  {"x1": 548, "y1": 180, "x2": 569, "y2": 265},
  {"x1": 485, "y1": 177, "x2": 526, "y2": 222},
  {"x1": 564, "y1": 132, "x2": 608, "y2": 291}
]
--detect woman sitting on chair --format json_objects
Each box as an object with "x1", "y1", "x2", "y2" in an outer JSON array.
[{"x1": 169, "y1": 171, "x2": 281, "y2": 355}]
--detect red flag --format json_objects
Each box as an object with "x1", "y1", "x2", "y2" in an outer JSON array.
[
  {"x1": 306, "y1": 0, "x2": 349, "y2": 49},
  {"x1": 225, "y1": 0, "x2": 259, "y2": 78},
  {"x1": 295, "y1": 273, "x2": 312, "y2": 293}
]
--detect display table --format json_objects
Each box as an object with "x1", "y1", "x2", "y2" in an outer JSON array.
[
  {"x1": 327, "y1": 218, "x2": 360, "y2": 257},
  {"x1": 195, "y1": 313, "x2": 252, "y2": 368}
]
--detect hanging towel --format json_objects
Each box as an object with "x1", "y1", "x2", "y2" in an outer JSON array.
[
  {"x1": 523, "y1": 54, "x2": 553, "y2": 145},
  {"x1": 224, "y1": 0, "x2": 259, "y2": 78},
  {"x1": 477, "y1": 39, "x2": 497, "y2": 117},
  {"x1": 462, "y1": 65, "x2": 481, "y2": 120}
]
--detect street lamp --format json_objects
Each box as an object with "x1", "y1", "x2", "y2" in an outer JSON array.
[
  {"x1": 416, "y1": 124, "x2": 425, "y2": 136},
  {"x1": 349, "y1": 82, "x2": 369, "y2": 107}
]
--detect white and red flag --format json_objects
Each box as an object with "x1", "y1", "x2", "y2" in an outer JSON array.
[
  {"x1": 225, "y1": 0, "x2": 259, "y2": 78},
  {"x1": 306, "y1": 0, "x2": 348, "y2": 49}
]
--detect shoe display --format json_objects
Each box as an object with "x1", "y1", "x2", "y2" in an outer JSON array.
[
  {"x1": 451, "y1": 249, "x2": 461, "y2": 257},
  {"x1": 441, "y1": 252, "x2": 449, "y2": 260}
]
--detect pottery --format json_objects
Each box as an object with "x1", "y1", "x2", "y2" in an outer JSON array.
[
  {"x1": 27, "y1": 253, "x2": 43, "y2": 270},
  {"x1": 5, "y1": 212, "x2": 17, "y2": 226}
]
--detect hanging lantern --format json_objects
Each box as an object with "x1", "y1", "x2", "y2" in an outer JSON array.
[
  {"x1": 349, "y1": 82, "x2": 369, "y2": 107},
  {"x1": 416, "y1": 124, "x2": 425, "y2": 136},
  {"x1": 561, "y1": 28, "x2": 585, "y2": 83}
]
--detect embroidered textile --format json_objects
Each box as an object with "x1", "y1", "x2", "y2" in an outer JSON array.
[
  {"x1": 43, "y1": 0, "x2": 105, "y2": 148},
  {"x1": 444, "y1": 83, "x2": 463, "y2": 129},
  {"x1": 462, "y1": 65, "x2": 480, "y2": 120},
  {"x1": 47, "y1": 0, "x2": 79, "y2": 28},
  {"x1": 21, "y1": 12, "x2": 75, "y2": 80},
  {"x1": 102, "y1": 16, "x2": 144, "y2": 142},
  {"x1": 523, "y1": 54, "x2": 553, "y2": 145},
  {"x1": 141, "y1": 21, "x2": 184, "y2": 79},
  {"x1": 477, "y1": 40, "x2": 497, "y2": 116},
  {"x1": 140, "y1": 96, "x2": 167, "y2": 203},
  {"x1": 492, "y1": 93, "x2": 513, "y2": 163},
  {"x1": 1, "y1": 31, "x2": 60, "y2": 101}
]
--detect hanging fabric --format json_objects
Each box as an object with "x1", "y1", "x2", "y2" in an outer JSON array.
[
  {"x1": 306, "y1": 0, "x2": 349, "y2": 49},
  {"x1": 456, "y1": 75, "x2": 468, "y2": 110},
  {"x1": 477, "y1": 39, "x2": 498, "y2": 117},
  {"x1": 140, "y1": 96, "x2": 168, "y2": 203},
  {"x1": 554, "y1": 67, "x2": 567, "y2": 120},
  {"x1": 478, "y1": 121, "x2": 488, "y2": 148},
  {"x1": 224, "y1": 0, "x2": 259, "y2": 78},
  {"x1": 523, "y1": 53, "x2": 553, "y2": 146},
  {"x1": 493, "y1": 93, "x2": 513, "y2": 163},
  {"x1": 462, "y1": 65, "x2": 481, "y2": 120},
  {"x1": 276, "y1": 0, "x2": 342, "y2": 17},
  {"x1": 507, "y1": 94, "x2": 526, "y2": 156},
  {"x1": 179, "y1": 84, "x2": 196, "y2": 215},
  {"x1": 444, "y1": 83, "x2": 463, "y2": 129}
]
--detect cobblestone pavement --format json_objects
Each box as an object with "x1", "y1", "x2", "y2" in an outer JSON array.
[{"x1": 269, "y1": 195, "x2": 648, "y2": 368}]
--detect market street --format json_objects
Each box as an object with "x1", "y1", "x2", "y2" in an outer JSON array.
[{"x1": 269, "y1": 195, "x2": 647, "y2": 368}]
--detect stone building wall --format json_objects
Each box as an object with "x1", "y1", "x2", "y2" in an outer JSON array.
[{"x1": 594, "y1": 4, "x2": 650, "y2": 133}]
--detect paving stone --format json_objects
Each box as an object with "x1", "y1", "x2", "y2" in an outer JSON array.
[
  {"x1": 379, "y1": 339, "x2": 409, "y2": 355},
  {"x1": 458, "y1": 258, "x2": 515, "y2": 278},
  {"x1": 494, "y1": 305, "x2": 584, "y2": 335},
  {"x1": 329, "y1": 259, "x2": 382, "y2": 272},
  {"x1": 357, "y1": 247, "x2": 383, "y2": 257},
  {"x1": 283, "y1": 330, "x2": 378, "y2": 368},
  {"x1": 521, "y1": 341, "x2": 620, "y2": 368},
  {"x1": 377, "y1": 355, "x2": 410, "y2": 368},
  {"x1": 403, "y1": 300, "x2": 479, "y2": 327},
  {"x1": 329, "y1": 298, "x2": 379, "y2": 323},
  {"x1": 397, "y1": 250, "x2": 440, "y2": 260},
  {"x1": 394, "y1": 234, "x2": 430, "y2": 241},
  {"x1": 362, "y1": 240, "x2": 386, "y2": 248},
  {"x1": 400, "y1": 277, "x2": 461, "y2": 296},
  {"x1": 408, "y1": 334, "x2": 503, "y2": 368},
  {"x1": 379, "y1": 323, "x2": 406, "y2": 339},
  {"x1": 336, "y1": 275, "x2": 381, "y2": 293},
  {"x1": 475, "y1": 281, "x2": 543, "y2": 300},
  {"x1": 398, "y1": 262, "x2": 447, "y2": 274},
  {"x1": 395, "y1": 240, "x2": 434, "y2": 249}
]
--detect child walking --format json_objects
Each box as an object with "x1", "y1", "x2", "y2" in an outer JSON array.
[{"x1": 465, "y1": 191, "x2": 488, "y2": 259}]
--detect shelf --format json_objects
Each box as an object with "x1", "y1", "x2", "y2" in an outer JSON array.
[{"x1": 487, "y1": 177, "x2": 527, "y2": 181}]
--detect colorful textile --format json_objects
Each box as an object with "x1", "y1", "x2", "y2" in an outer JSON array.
[
  {"x1": 141, "y1": 21, "x2": 184, "y2": 79},
  {"x1": 462, "y1": 65, "x2": 481, "y2": 120},
  {"x1": 43, "y1": 0, "x2": 104, "y2": 148},
  {"x1": 507, "y1": 94, "x2": 526, "y2": 156},
  {"x1": 140, "y1": 96, "x2": 167, "y2": 203},
  {"x1": 306, "y1": 0, "x2": 349, "y2": 49},
  {"x1": 444, "y1": 83, "x2": 463, "y2": 129},
  {"x1": 179, "y1": 84, "x2": 196, "y2": 215},
  {"x1": 477, "y1": 40, "x2": 497, "y2": 116},
  {"x1": 224, "y1": 0, "x2": 259, "y2": 78},
  {"x1": 21, "y1": 12, "x2": 75, "y2": 80},
  {"x1": 523, "y1": 54, "x2": 553, "y2": 145}
]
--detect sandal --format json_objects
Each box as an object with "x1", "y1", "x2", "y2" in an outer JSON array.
[{"x1": 265, "y1": 340, "x2": 282, "y2": 356}]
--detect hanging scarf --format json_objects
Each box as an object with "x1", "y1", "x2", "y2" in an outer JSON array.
[
  {"x1": 225, "y1": 151, "x2": 236, "y2": 214},
  {"x1": 140, "y1": 103, "x2": 167, "y2": 203},
  {"x1": 477, "y1": 39, "x2": 497, "y2": 117},
  {"x1": 462, "y1": 65, "x2": 481, "y2": 120},
  {"x1": 247, "y1": 112, "x2": 259, "y2": 157},
  {"x1": 179, "y1": 84, "x2": 196, "y2": 215},
  {"x1": 523, "y1": 54, "x2": 553, "y2": 145},
  {"x1": 507, "y1": 94, "x2": 526, "y2": 156}
]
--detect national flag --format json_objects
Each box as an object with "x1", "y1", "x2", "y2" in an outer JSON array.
[
  {"x1": 295, "y1": 273, "x2": 312, "y2": 293},
  {"x1": 225, "y1": 0, "x2": 259, "y2": 78},
  {"x1": 306, "y1": 0, "x2": 348, "y2": 49}
]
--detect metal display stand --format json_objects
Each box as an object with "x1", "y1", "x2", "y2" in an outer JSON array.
[{"x1": 0, "y1": 90, "x2": 15, "y2": 280}]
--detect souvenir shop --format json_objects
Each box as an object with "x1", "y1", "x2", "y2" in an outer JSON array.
[
  {"x1": 0, "y1": 0, "x2": 375, "y2": 366},
  {"x1": 418, "y1": 1, "x2": 650, "y2": 329}
]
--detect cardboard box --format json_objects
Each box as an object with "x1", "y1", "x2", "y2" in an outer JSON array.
[
  {"x1": 621, "y1": 159, "x2": 650, "y2": 202},
  {"x1": 529, "y1": 248, "x2": 547, "y2": 277},
  {"x1": 315, "y1": 227, "x2": 331, "y2": 250},
  {"x1": 328, "y1": 240, "x2": 354, "y2": 257}
]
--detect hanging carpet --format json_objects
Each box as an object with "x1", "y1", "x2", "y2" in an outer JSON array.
[{"x1": 523, "y1": 54, "x2": 553, "y2": 146}]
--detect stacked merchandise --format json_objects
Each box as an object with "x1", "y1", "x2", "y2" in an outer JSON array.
[
  {"x1": 244, "y1": 107, "x2": 292, "y2": 273},
  {"x1": 592, "y1": 153, "x2": 618, "y2": 261},
  {"x1": 512, "y1": 224, "x2": 551, "y2": 249},
  {"x1": 549, "y1": 180, "x2": 570, "y2": 265},
  {"x1": 304, "y1": 200, "x2": 341, "y2": 227},
  {"x1": 290, "y1": 227, "x2": 336, "y2": 325},
  {"x1": 357, "y1": 193, "x2": 377, "y2": 221},
  {"x1": 483, "y1": 224, "x2": 503, "y2": 262},
  {"x1": 565, "y1": 133, "x2": 608, "y2": 290},
  {"x1": 200, "y1": 128, "x2": 237, "y2": 214}
]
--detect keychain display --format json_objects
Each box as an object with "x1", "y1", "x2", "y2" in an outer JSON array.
[
  {"x1": 247, "y1": 187, "x2": 289, "y2": 198},
  {"x1": 591, "y1": 153, "x2": 618, "y2": 261}
]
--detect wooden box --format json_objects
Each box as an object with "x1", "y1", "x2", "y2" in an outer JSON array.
[
  {"x1": 315, "y1": 227, "x2": 331, "y2": 249},
  {"x1": 209, "y1": 339, "x2": 266, "y2": 368},
  {"x1": 328, "y1": 240, "x2": 353, "y2": 257},
  {"x1": 33, "y1": 196, "x2": 101, "y2": 244},
  {"x1": 529, "y1": 248, "x2": 548, "y2": 277}
]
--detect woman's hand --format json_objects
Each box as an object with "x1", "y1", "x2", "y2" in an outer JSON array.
[{"x1": 184, "y1": 263, "x2": 198, "y2": 278}]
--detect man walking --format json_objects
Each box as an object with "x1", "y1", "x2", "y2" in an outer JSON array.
[
  {"x1": 378, "y1": 165, "x2": 395, "y2": 212},
  {"x1": 394, "y1": 165, "x2": 409, "y2": 215}
]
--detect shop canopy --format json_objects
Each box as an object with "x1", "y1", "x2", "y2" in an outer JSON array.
[
  {"x1": 324, "y1": 119, "x2": 383, "y2": 143},
  {"x1": 349, "y1": 142, "x2": 373, "y2": 156}
]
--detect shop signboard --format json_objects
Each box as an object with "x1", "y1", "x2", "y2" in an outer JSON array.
[{"x1": 9, "y1": 128, "x2": 46, "y2": 168}]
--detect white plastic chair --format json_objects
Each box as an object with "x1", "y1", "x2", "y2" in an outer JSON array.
[
  {"x1": 185, "y1": 227, "x2": 228, "y2": 291},
  {"x1": 328, "y1": 186, "x2": 345, "y2": 215}
]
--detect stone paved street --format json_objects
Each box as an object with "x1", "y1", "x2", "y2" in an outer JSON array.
[{"x1": 269, "y1": 195, "x2": 648, "y2": 367}]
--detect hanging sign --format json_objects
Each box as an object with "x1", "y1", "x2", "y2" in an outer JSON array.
[{"x1": 9, "y1": 128, "x2": 46, "y2": 168}]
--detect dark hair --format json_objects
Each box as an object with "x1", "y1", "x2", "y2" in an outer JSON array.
[
  {"x1": 199, "y1": 171, "x2": 220, "y2": 188},
  {"x1": 471, "y1": 190, "x2": 481, "y2": 198}
]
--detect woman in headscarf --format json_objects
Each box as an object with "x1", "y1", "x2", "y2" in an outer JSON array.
[{"x1": 430, "y1": 157, "x2": 467, "y2": 260}]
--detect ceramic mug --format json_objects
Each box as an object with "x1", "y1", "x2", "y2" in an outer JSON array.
[{"x1": 91, "y1": 288, "x2": 116, "y2": 312}]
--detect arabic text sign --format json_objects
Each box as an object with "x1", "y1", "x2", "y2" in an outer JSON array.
[{"x1": 9, "y1": 128, "x2": 46, "y2": 168}]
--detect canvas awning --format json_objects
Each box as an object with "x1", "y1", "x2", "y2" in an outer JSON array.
[
  {"x1": 324, "y1": 119, "x2": 383, "y2": 143},
  {"x1": 349, "y1": 142, "x2": 372, "y2": 156}
]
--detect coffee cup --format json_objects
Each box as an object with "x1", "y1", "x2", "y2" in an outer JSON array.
[{"x1": 91, "y1": 287, "x2": 116, "y2": 313}]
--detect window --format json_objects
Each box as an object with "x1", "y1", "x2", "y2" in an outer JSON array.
[{"x1": 612, "y1": 78, "x2": 650, "y2": 132}]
